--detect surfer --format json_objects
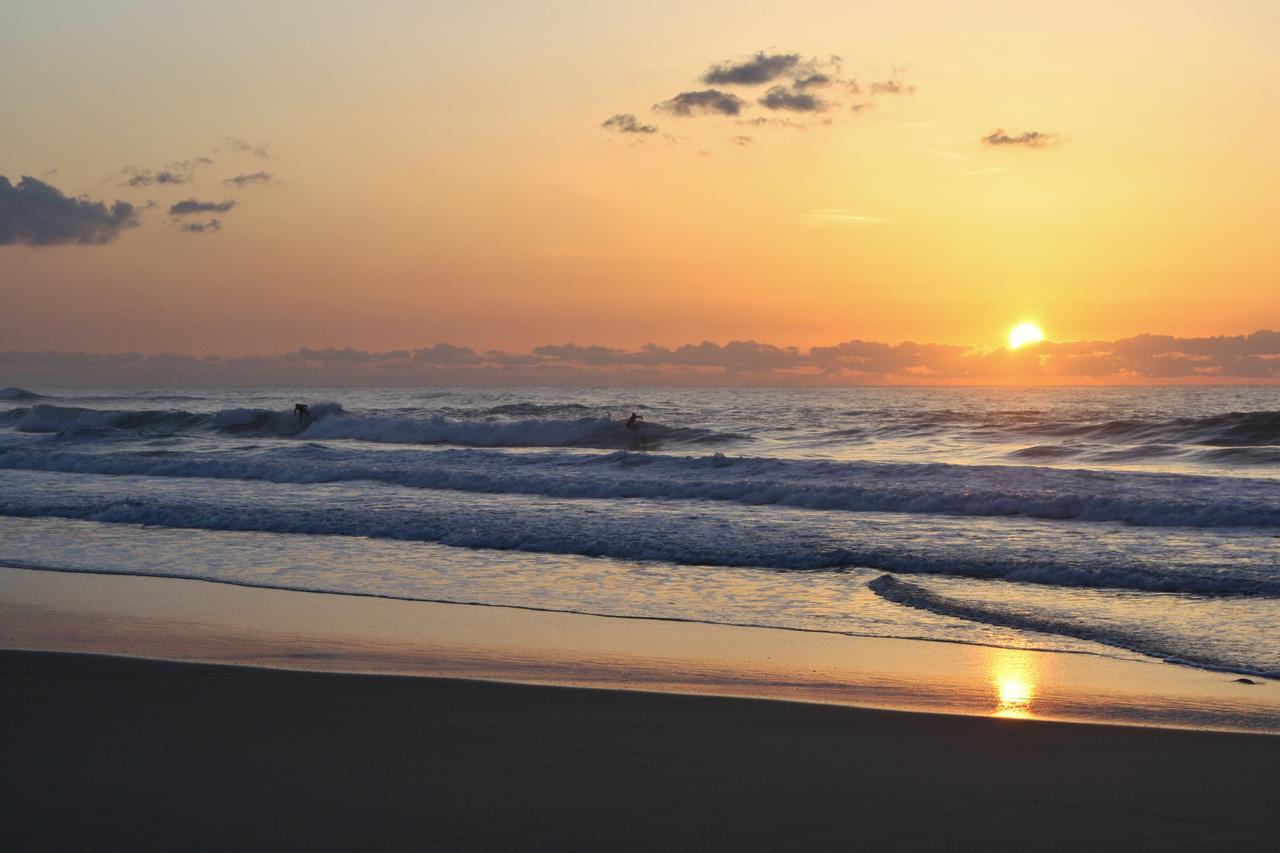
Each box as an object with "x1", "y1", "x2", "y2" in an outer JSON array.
[
  {"x1": 625, "y1": 412, "x2": 643, "y2": 432},
  {"x1": 294, "y1": 403, "x2": 310, "y2": 424}
]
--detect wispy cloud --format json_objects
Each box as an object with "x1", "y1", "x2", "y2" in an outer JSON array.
[
  {"x1": 870, "y1": 80, "x2": 915, "y2": 95},
  {"x1": 223, "y1": 171, "x2": 274, "y2": 187},
  {"x1": 982, "y1": 129, "x2": 1059, "y2": 148},
  {"x1": 601, "y1": 113, "x2": 658, "y2": 134},
  {"x1": 121, "y1": 158, "x2": 213, "y2": 187},
  {"x1": 226, "y1": 137, "x2": 271, "y2": 159}
]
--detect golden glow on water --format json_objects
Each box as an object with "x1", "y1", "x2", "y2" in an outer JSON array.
[{"x1": 990, "y1": 648, "x2": 1039, "y2": 719}]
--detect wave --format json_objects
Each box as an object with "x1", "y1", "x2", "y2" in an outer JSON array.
[
  {"x1": 1011, "y1": 410, "x2": 1280, "y2": 447},
  {"x1": 0, "y1": 403, "x2": 739, "y2": 449},
  {"x1": 0, "y1": 387, "x2": 43, "y2": 400},
  {"x1": 823, "y1": 408, "x2": 1280, "y2": 450},
  {"x1": 2, "y1": 468, "x2": 1276, "y2": 596},
  {"x1": 1007, "y1": 441, "x2": 1280, "y2": 468},
  {"x1": 3, "y1": 442, "x2": 1279, "y2": 529},
  {"x1": 868, "y1": 575, "x2": 1279, "y2": 678}
]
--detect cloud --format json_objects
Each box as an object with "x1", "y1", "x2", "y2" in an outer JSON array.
[
  {"x1": 601, "y1": 113, "x2": 657, "y2": 134},
  {"x1": 0, "y1": 175, "x2": 140, "y2": 246},
  {"x1": 179, "y1": 219, "x2": 222, "y2": 234},
  {"x1": 223, "y1": 171, "x2": 274, "y2": 187},
  {"x1": 870, "y1": 80, "x2": 915, "y2": 95},
  {"x1": 169, "y1": 199, "x2": 236, "y2": 216},
  {"x1": 226, "y1": 137, "x2": 270, "y2": 159},
  {"x1": 982, "y1": 129, "x2": 1059, "y2": 148},
  {"x1": 122, "y1": 158, "x2": 213, "y2": 187},
  {"x1": 793, "y1": 73, "x2": 831, "y2": 89},
  {"x1": 654, "y1": 89, "x2": 746, "y2": 117},
  {"x1": 5, "y1": 331, "x2": 1279, "y2": 384},
  {"x1": 737, "y1": 116, "x2": 809, "y2": 130},
  {"x1": 731, "y1": 135, "x2": 753, "y2": 146},
  {"x1": 702, "y1": 52, "x2": 800, "y2": 85},
  {"x1": 759, "y1": 85, "x2": 827, "y2": 112}
]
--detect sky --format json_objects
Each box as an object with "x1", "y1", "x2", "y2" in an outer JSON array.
[{"x1": 2, "y1": 1, "x2": 1278, "y2": 383}]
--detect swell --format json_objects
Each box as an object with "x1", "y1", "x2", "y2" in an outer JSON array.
[
  {"x1": 0, "y1": 387, "x2": 44, "y2": 400},
  {"x1": 1016, "y1": 410, "x2": 1280, "y2": 447},
  {"x1": 3, "y1": 443, "x2": 1279, "y2": 529},
  {"x1": 868, "y1": 575, "x2": 1279, "y2": 678},
  {"x1": 0, "y1": 403, "x2": 737, "y2": 449},
  {"x1": 827, "y1": 408, "x2": 1280, "y2": 447}
]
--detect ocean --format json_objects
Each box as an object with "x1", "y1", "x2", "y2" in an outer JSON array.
[{"x1": 1, "y1": 384, "x2": 1277, "y2": 678}]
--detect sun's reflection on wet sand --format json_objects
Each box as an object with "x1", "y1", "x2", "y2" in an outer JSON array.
[{"x1": 990, "y1": 648, "x2": 1039, "y2": 719}]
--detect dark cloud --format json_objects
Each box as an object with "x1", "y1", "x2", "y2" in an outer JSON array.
[
  {"x1": 180, "y1": 219, "x2": 222, "y2": 234},
  {"x1": 601, "y1": 113, "x2": 658, "y2": 134},
  {"x1": 654, "y1": 89, "x2": 746, "y2": 117},
  {"x1": 169, "y1": 199, "x2": 236, "y2": 216},
  {"x1": 0, "y1": 175, "x2": 140, "y2": 246},
  {"x1": 759, "y1": 85, "x2": 827, "y2": 112},
  {"x1": 869, "y1": 80, "x2": 915, "y2": 95},
  {"x1": 982, "y1": 129, "x2": 1059, "y2": 148},
  {"x1": 226, "y1": 137, "x2": 270, "y2": 159},
  {"x1": 793, "y1": 73, "x2": 831, "y2": 89},
  {"x1": 223, "y1": 171, "x2": 274, "y2": 187},
  {"x1": 122, "y1": 158, "x2": 213, "y2": 187},
  {"x1": 702, "y1": 52, "x2": 800, "y2": 85}
]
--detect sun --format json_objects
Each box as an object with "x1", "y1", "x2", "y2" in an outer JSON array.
[{"x1": 1008, "y1": 322, "x2": 1045, "y2": 349}]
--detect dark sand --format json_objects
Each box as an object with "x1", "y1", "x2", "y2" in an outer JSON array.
[{"x1": 3, "y1": 650, "x2": 1276, "y2": 852}]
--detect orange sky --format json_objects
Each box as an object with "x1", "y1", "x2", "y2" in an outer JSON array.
[{"x1": 1, "y1": 1, "x2": 1278, "y2": 362}]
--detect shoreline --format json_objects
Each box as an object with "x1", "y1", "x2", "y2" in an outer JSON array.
[
  {"x1": 4, "y1": 647, "x2": 1278, "y2": 851},
  {"x1": 2, "y1": 564, "x2": 1276, "y2": 735}
]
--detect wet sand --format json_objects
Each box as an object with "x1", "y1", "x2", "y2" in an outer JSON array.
[
  {"x1": 2, "y1": 565, "x2": 1277, "y2": 734},
  {"x1": 3, "y1": 648, "x2": 1277, "y2": 852}
]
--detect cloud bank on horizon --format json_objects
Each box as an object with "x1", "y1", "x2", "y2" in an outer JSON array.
[{"x1": 5, "y1": 331, "x2": 1278, "y2": 385}]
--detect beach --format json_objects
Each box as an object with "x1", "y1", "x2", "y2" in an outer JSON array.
[
  {"x1": 5, "y1": 649, "x2": 1277, "y2": 852},
  {"x1": 2, "y1": 565, "x2": 1278, "y2": 850}
]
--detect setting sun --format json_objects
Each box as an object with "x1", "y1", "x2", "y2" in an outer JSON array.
[{"x1": 1009, "y1": 323, "x2": 1045, "y2": 350}]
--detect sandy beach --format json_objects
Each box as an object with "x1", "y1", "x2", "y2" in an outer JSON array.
[
  {"x1": 4, "y1": 648, "x2": 1277, "y2": 852},
  {"x1": 2, "y1": 565, "x2": 1278, "y2": 850}
]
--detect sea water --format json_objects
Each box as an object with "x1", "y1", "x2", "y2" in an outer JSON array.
[{"x1": 1, "y1": 384, "x2": 1277, "y2": 677}]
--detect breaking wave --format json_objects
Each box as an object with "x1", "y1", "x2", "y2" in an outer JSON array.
[
  {"x1": 2, "y1": 442, "x2": 1278, "y2": 528},
  {"x1": 0, "y1": 403, "x2": 738, "y2": 449},
  {"x1": 2, "y1": 467, "x2": 1276, "y2": 596},
  {"x1": 868, "y1": 575, "x2": 1280, "y2": 678}
]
